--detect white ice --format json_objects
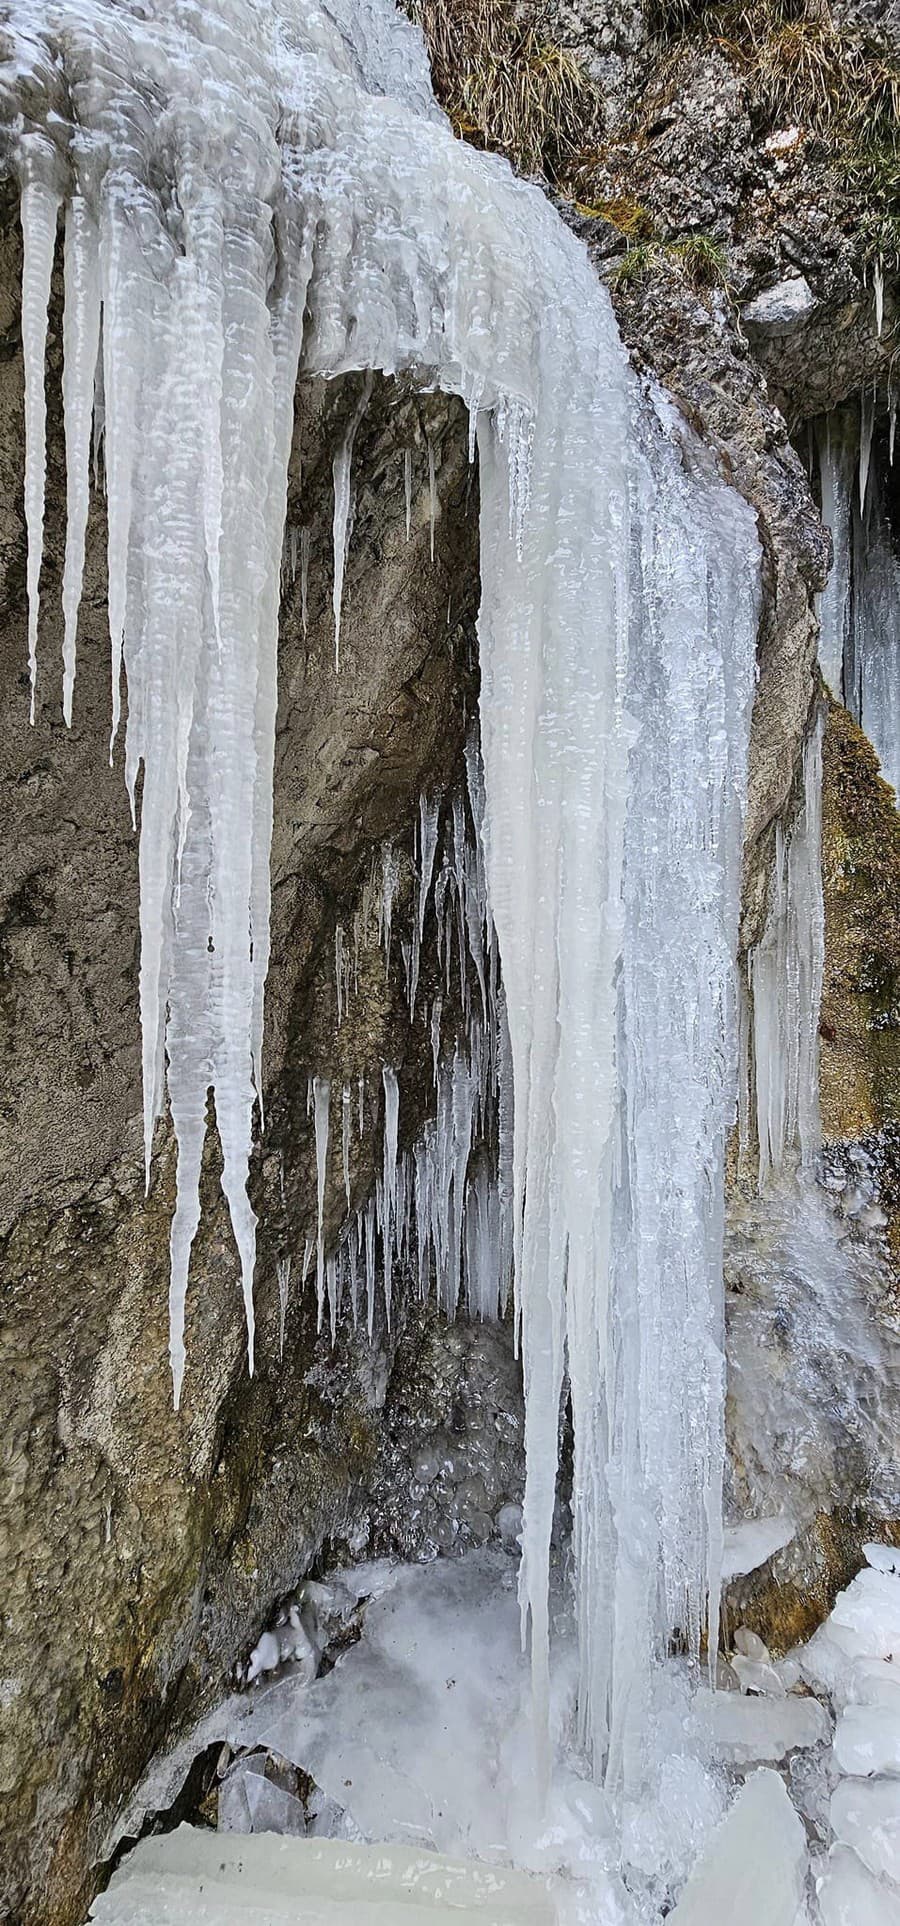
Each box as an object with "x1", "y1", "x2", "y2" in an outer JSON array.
[
  {"x1": 668, "y1": 1770, "x2": 807, "y2": 1926},
  {"x1": 8, "y1": 0, "x2": 760, "y2": 1807},
  {"x1": 90, "y1": 1827, "x2": 560, "y2": 1926}
]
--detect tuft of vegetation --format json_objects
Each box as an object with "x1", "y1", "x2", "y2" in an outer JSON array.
[
  {"x1": 405, "y1": 0, "x2": 600, "y2": 182},
  {"x1": 647, "y1": 0, "x2": 900, "y2": 271},
  {"x1": 612, "y1": 231, "x2": 731, "y2": 292}
]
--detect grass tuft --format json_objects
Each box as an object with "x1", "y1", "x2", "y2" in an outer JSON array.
[
  {"x1": 612, "y1": 231, "x2": 731, "y2": 291},
  {"x1": 406, "y1": 0, "x2": 599, "y2": 181}
]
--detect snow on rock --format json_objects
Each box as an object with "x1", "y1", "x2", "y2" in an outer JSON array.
[{"x1": 667, "y1": 1770, "x2": 808, "y2": 1925}]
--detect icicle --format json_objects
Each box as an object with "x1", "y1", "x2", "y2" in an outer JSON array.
[
  {"x1": 61, "y1": 195, "x2": 101, "y2": 726},
  {"x1": 300, "y1": 526, "x2": 310, "y2": 636},
  {"x1": 342, "y1": 1082, "x2": 351, "y2": 1210},
  {"x1": 427, "y1": 439, "x2": 436, "y2": 562},
  {"x1": 431, "y1": 995, "x2": 443, "y2": 1086},
  {"x1": 335, "y1": 923, "x2": 346, "y2": 1026},
  {"x1": 874, "y1": 259, "x2": 884, "y2": 338},
  {"x1": 332, "y1": 373, "x2": 373, "y2": 672},
  {"x1": 358, "y1": 1072, "x2": 365, "y2": 1139},
  {"x1": 277, "y1": 1255, "x2": 291, "y2": 1359},
  {"x1": 20, "y1": 165, "x2": 61, "y2": 725},
  {"x1": 859, "y1": 387, "x2": 875, "y2": 516},
  {"x1": 381, "y1": 1066, "x2": 399, "y2": 1327},
  {"x1": 364, "y1": 1196, "x2": 376, "y2": 1341},
  {"x1": 404, "y1": 446, "x2": 412, "y2": 540},
  {"x1": 313, "y1": 1076, "x2": 330, "y2": 1332}
]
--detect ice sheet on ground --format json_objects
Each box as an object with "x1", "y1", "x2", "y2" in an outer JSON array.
[
  {"x1": 667, "y1": 1770, "x2": 807, "y2": 1925},
  {"x1": 816, "y1": 1843, "x2": 900, "y2": 1926},
  {"x1": 89, "y1": 1825, "x2": 559, "y2": 1925}
]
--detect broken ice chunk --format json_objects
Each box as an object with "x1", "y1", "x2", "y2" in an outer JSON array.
[{"x1": 669, "y1": 1769, "x2": 807, "y2": 1925}]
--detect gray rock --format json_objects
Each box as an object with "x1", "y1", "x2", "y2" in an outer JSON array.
[{"x1": 742, "y1": 276, "x2": 818, "y2": 338}]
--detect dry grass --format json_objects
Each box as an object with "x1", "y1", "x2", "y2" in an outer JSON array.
[{"x1": 407, "y1": 0, "x2": 599, "y2": 181}]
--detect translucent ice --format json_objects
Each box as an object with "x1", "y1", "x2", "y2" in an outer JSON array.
[
  {"x1": 90, "y1": 1826, "x2": 559, "y2": 1926},
  {"x1": 668, "y1": 1770, "x2": 808, "y2": 1926},
  {"x1": 7, "y1": 0, "x2": 759, "y2": 1789}
]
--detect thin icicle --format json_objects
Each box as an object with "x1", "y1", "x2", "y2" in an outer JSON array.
[
  {"x1": 300, "y1": 525, "x2": 310, "y2": 636},
  {"x1": 313, "y1": 1076, "x2": 330, "y2": 1332},
  {"x1": 332, "y1": 372, "x2": 373, "y2": 672},
  {"x1": 61, "y1": 195, "x2": 101, "y2": 725},
  {"x1": 404, "y1": 446, "x2": 412, "y2": 540},
  {"x1": 20, "y1": 166, "x2": 60, "y2": 725},
  {"x1": 427, "y1": 438, "x2": 436, "y2": 562},
  {"x1": 277, "y1": 1255, "x2": 291, "y2": 1359},
  {"x1": 342, "y1": 1082, "x2": 351, "y2": 1210}
]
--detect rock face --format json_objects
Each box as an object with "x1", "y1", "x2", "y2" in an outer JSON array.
[{"x1": 2, "y1": 3, "x2": 900, "y2": 1922}]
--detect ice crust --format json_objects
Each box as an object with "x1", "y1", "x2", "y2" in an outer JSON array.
[
  {"x1": 6, "y1": 0, "x2": 759, "y2": 1788},
  {"x1": 90, "y1": 1826, "x2": 559, "y2": 1926}
]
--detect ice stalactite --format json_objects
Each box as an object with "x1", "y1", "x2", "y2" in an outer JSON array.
[
  {"x1": 301, "y1": 749, "x2": 515, "y2": 1339},
  {"x1": 7, "y1": 0, "x2": 760, "y2": 1790},
  {"x1": 815, "y1": 401, "x2": 900, "y2": 800},
  {"x1": 740, "y1": 715, "x2": 825, "y2": 1190}
]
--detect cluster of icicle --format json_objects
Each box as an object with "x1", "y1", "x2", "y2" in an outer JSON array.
[
  {"x1": 739, "y1": 713, "x2": 825, "y2": 1190},
  {"x1": 4, "y1": 0, "x2": 761, "y2": 1792},
  {"x1": 814, "y1": 396, "x2": 900, "y2": 800},
  {"x1": 297, "y1": 739, "x2": 513, "y2": 1347}
]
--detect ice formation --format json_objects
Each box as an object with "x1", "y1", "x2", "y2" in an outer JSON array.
[
  {"x1": 5, "y1": 0, "x2": 759, "y2": 1793},
  {"x1": 739, "y1": 712, "x2": 825, "y2": 1187},
  {"x1": 815, "y1": 402, "x2": 900, "y2": 800},
  {"x1": 90, "y1": 1826, "x2": 559, "y2": 1926}
]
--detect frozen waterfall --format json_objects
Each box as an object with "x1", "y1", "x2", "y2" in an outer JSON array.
[{"x1": 4, "y1": 0, "x2": 760, "y2": 1795}]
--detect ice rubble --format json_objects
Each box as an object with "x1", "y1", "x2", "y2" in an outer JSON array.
[
  {"x1": 5, "y1": 0, "x2": 761, "y2": 1792},
  {"x1": 801, "y1": 1544, "x2": 900, "y2": 1926},
  {"x1": 814, "y1": 402, "x2": 900, "y2": 800}
]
